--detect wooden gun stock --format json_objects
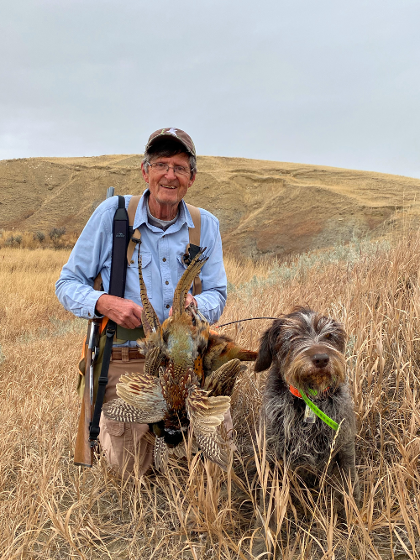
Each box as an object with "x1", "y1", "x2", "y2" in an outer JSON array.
[
  {"x1": 74, "y1": 392, "x2": 93, "y2": 467},
  {"x1": 74, "y1": 320, "x2": 99, "y2": 467}
]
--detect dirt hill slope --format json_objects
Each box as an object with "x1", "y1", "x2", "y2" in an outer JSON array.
[{"x1": 1, "y1": 154, "x2": 419, "y2": 258}]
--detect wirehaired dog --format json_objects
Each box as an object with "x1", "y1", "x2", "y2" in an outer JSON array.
[{"x1": 251, "y1": 308, "x2": 359, "y2": 554}]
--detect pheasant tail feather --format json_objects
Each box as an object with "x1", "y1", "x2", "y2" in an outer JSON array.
[
  {"x1": 138, "y1": 252, "x2": 161, "y2": 334},
  {"x1": 172, "y1": 249, "x2": 208, "y2": 318}
]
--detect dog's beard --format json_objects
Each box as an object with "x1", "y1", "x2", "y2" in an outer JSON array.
[{"x1": 283, "y1": 350, "x2": 346, "y2": 395}]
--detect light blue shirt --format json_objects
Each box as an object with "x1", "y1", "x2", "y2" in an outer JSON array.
[{"x1": 55, "y1": 191, "x2": 227, "y2": 327}]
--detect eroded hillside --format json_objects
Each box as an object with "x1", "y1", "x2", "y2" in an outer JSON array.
[{"x1": 1, "y1": 154, "x2": 419, "y2": 257}]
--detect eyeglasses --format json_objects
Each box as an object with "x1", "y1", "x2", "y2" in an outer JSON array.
[{"x1": 148, "y1": 162, "x2": 191, "y2": 176}]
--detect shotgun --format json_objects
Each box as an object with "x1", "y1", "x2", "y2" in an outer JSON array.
[
  {"x1": 74, "y1": 319, "x2": 100, "y2": 466},
  {"x1": 74, "y1": 186, "x2": 114, "y2": 467}
]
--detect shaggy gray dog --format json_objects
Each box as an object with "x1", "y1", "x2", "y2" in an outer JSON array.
[{"x1": 251, "y1": 308, "x2": 360, "y2": 555}]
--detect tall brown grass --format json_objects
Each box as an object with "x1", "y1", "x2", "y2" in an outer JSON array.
[
  {"x1": 0, "y1": 234, "x2": 419, "y2": 559},
  {"x1": 0, "y1": 229, "x2": 79, "y2": 250}
]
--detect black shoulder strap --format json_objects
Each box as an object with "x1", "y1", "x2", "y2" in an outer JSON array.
[
  {"x1": 90, "y1": 195, "x2": 129, "y2": 445},
  {"x1": 108, "y1": 195, "x2": 129, "y2": 298}
]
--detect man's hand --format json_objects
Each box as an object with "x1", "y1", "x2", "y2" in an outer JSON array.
[
  {"x1": 169, "y1": 293, "x2": 197, "y2": 317},
  {"x1": 95, "y1": 294, "x2": 143, "y2": 329}
]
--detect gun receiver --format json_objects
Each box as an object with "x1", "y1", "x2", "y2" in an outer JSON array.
[{"x1": 88, "y1": 321, "x2": 100, "y2": 406}]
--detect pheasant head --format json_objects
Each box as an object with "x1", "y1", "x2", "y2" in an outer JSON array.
[{"x1": 138, "y1": 248, "x2": 209, "y2": 386}]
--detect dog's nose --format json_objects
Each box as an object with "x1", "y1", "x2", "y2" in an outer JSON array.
[{"x1": 311, "y1": 353, "x2": 329, "y2": 368}]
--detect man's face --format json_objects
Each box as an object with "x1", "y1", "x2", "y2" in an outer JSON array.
[{"x1": 141, "y1": 153, "x2": 195, "y2": 212}]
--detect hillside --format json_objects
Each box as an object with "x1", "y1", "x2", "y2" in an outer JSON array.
[{"x1": 1, "y1": 154, "x2": 419, "y2": 258}]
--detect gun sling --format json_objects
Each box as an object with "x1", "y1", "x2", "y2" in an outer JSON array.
[
  {"x1": 88, "y1": 195, "x2": 202, "y2": 447},
  {"x1": 89, "y1": 195, "x2": 129, "y2": 445}
]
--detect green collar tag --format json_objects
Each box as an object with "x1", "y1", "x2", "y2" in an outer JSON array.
[{"x1": 298, "y1": 388, "x2": 339, "y2": 431}]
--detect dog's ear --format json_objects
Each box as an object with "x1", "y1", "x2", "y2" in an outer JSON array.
[
  {"x1": 255, "y1": 321, "x2": 282, "y2": 372},
  {"x1": 255, "y1": 329, "x2": 273, "y2": 372},
  {"x1": 332, "y1": 320, "x2": 347, "y2": 354}
]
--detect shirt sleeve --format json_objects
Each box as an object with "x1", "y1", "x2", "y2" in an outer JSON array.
[
  {"x1": 193, "y1": 211, "x2": 227, "y2": 325},
  {"x1": 55, "y1": 198, "x2": 116, "y2": 319}
]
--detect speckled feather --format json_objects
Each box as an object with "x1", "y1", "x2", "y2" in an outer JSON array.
[
  {"x1": 115, "y1": 372, "x2": 167, "y2": 421},
  {"x1": 144, "y1": 346, "x2": 162, "y2": 377},
  {"x1": 172, "y1": 250, "x2": 208, "y2": 318},
  {"x1": 138, "y1": 251, "x2": 161, "y2": 334},
  {"x1": 102, "y1": 396, "x2": 165, "y2": 424},
  {"x1": 203, "y1": 359, "x2": 242, "y2": 396},
  {"x1": 154, "y1": 436, "x2": 169, "y2": 471},
  {"x1": 186, "y1": 386, "x2": 231, "y2": 469}
]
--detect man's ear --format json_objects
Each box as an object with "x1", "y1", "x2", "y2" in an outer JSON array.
[
  {"x1": 141, "y1": 162, "x2": 149, "y2": 183},
  {"x1": 188, "y1": 172, "x2": 196, "y2": 189}
]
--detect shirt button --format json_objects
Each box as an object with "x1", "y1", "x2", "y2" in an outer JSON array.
[
  {"x1": 165, "y1": 280, "x2": 169, "y2": 285},
  {"x1": 166, "y1": 304, "x2": 170, "y2": 309},
  {"x1": 162, "y1": 257, "x2": 166, "y2": 262}
]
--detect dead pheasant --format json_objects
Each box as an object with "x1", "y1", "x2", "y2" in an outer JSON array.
[{"x1": 103, "y1": 247, "x2": 256, "y2": 471}]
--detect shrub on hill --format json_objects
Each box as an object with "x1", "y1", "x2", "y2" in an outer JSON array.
[{"x1": 0, "y1": 229, "x2": 78, "y2": 250}]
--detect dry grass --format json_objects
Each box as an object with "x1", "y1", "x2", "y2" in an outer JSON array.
[
  {"x1": 0, "y1": 235, "x2": 419, "y2": 559},
  {"x1": 0, "y1": 229, "x2": 79, "y2": 250}
]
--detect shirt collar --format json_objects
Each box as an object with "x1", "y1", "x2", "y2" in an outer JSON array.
[{"x1": 133, "y1": 189, "x2": 195, "y2": 231}]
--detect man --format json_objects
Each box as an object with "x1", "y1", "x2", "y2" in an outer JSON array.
[{"x1": 56, "y1": 128, "x2": 227, "y2": 476}]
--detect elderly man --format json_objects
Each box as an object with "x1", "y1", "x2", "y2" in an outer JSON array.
[{"x1": 56, "y1": 128, "x2": 227, "y2": 475}]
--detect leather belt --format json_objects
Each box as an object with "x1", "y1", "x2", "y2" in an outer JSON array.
[{"x1": 111, "y1": 347, "x2": 145, "y2": 362}]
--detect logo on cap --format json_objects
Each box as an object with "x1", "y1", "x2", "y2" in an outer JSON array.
[{"x1": 160, "y1": 128, "x2": 178, "y2": 137}]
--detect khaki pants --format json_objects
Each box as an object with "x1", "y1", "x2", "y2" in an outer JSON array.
[
  {"x1": 99, "y1": 357, "x2": 154, "y2": 477},
  {"x1": 99, "y1": 355, "x2": 235, "y2": 477}
]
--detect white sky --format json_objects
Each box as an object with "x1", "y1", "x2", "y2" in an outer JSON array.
[{"x1": 1, "y1": 0, "x2": 419, "y2": 178}]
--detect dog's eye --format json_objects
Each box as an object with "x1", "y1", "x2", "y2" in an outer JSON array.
[{"x1": 324, "y1": 333, "x2": 332, "y2": 340}]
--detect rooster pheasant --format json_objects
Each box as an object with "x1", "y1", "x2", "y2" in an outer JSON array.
[{"x1": 103, "y1": 247, "x2": 256, "y2": 471}]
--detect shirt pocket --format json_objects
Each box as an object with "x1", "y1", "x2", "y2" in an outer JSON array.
[
  {"x1": 128, "y1": 250, "x2": 153, "y2": 300},
  {"x1": 176, "y1": 253, "x2": 187, "y2": 279}
]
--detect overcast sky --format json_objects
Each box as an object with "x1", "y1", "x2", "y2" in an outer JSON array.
[{"x1": 1, "y1": 0, "x2": 419, "y2": 178}]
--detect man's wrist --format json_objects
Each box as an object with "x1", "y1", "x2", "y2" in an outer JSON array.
[{"x1": 95, "y1": 293, "x2": 111, "y2": 316}]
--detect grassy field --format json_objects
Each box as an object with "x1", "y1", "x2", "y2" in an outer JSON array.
[{"x1": 0, "y1": 235, "x2": 419, "y2": 559}]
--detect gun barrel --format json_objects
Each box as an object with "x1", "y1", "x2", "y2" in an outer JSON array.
[{"x1": 89, "y1": 362, "x2": 94, "y2": 405}]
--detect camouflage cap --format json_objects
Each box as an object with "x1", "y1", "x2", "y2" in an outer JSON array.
[{"x1": 145, "y1": 128, "x2": 196, "y2": 157}]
